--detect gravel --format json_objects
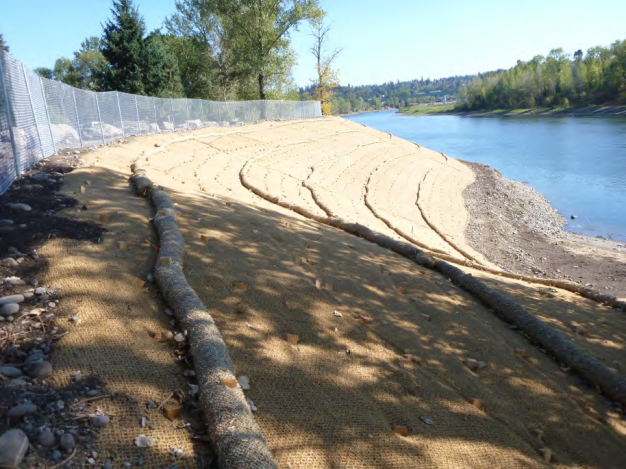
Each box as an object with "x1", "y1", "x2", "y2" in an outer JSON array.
[{"x1": 462, "y1": 161, "x2": 626, "y2": 296}]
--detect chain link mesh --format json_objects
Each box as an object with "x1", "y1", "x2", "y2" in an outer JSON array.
[{"x1": 0, "y1": 49, "x2": 322, "y2": 194}]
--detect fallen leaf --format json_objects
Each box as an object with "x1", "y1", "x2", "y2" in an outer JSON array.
[{"x1": 286, "y1": 333, "x2": 299, "y2": 345}]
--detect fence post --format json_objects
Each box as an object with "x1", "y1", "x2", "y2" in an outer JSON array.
[
  {"x1": 170, "y1": 98, "x2": 175, "y2": 128},
  {"x1": 134, "y1": 95, "x2": 140, "y2": 134},
  {"x1": 200, "y1": 100, "x2": 205, "y2": 123},
  {"x1": 152, "y1": 97, "x2": 158, "y2": 133},
  {"x1": 185, "y1": 98, "x2": 190, "y2": 124},
  {"x1": 39, "y1": 77, "x2": 56, "y2": 155},
  {"x1": 0, "y1": 52, "x2": 22, "y2": 178},
  {"x1": 246, "y1": 101, "x2": 252, "y2": 123},
  {"x1": 71, "y1": 88, "x2": 83, "y2": 147},
  {"x1": 94, "y1": 93, "x2": 106, "y2": 145},
  {"x1": 22, "y1": 64, "x2": 45, "y2": 158},
  {"x1": 116, "y1": 92, "x2": 125, "y2": 136},
  {"x1": 217, "y1": 102, "x2": 222, "y2": 123}
]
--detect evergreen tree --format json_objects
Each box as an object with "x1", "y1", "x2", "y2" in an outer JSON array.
[
  {"x1": 101, "y1": 0, "x2": 145, "y2": 93},
  {"x1": 101, "y1": 0, "x2": 146, "y2": 93}
]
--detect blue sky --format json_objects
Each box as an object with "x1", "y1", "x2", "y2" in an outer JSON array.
[{"x1": 2, "y1": 0, "x2": 626, "y2": 88}]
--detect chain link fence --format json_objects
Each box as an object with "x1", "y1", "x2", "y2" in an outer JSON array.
[{"x1": 0, "y1": 49, "x2": 322, "y2": 194}]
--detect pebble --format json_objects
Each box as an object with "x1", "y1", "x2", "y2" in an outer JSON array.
[
  {"x1": 27, "y1": 361, "x2": 53, "y2": 379},
  {"x1": 51, "y1": 450, "x2": 62, "y2": 461},
  {"x1": 102, "y1": 462, "x2": 113, "y2": 469},
  {"x1": 0, "y1": 303, "x2": 20, "y2": 316},
  {"x1": 134, "y1": 435, "x2": 155, "y2": 448},
  {"x1": 8, "y1": 378, "x2": 28, "y2": 387},
  {"x1": 7, "y1": 247, "x2": 20, "y2": 255},
  {"x1": 7, "y1": 203, "x2": 32, "y2": 212},
  {"x1": 38, "y1": 430, "x2": 56, "y2": 447},
  {"x1": 0, "y1": 294, "x2": 25, "y2": 305},
  {"x1": 0, "y1": 366, "x2": 23, "y2": 378},
  {"x1": 8, "y1": 402, "x2": 38, "y2": 418},
  {"x1": 1, "y1": 258, "x2": 18, "y2": 267},
  {"x1": 0, "y1": 219, "x2": 14, "y2": 226},
  {"x1": 92, "y1": 415, "x2": 110, "y2": 428},
  {"x1": 86, "y1": 389, "x2": 100, "y2": 397},
  {"x1": 35, "y1": 287, "x2": 46, "y2": 295},
  {"x1": 59, "y1": 433, "x2": 76, "y2": 451},
  {"x1": 31, "y1": 172, "x2": 49, "y2": 182},
  {"x1": 4, "y1": 276, "x2": 25, "y2": 285},
  {"x1": 0, "y1": 429, "x2": 29, "y2": 467}
]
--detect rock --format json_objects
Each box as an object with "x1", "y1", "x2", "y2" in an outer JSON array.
[
  {"x1": 86, "y1": 389, "x2": 100, "y2": 397},
  {"x1": 92, "y1": 415, "x2": 110, "y2": 428},
  {"x1": 1, "y1": 303, "x2": 20, "y2": 316},
  {"x1": 1, "y1": 258, "x2": 18, "y2": 267},
  {"x1": 50, "y1": 450, "x2": 62, "y2": 461},
  {"x1": 31, "y1": 172, "x2": 49, "y2": 182},
  {"x1": 27, "y1": 361, "x2": 53, "y2": 379},
  {"x1": 34, "y1": 287, "x2": 46, "y2": 295},
  {"x1": 0, "y1": 219, "x2": 14, "y2": 227},
  {"x1": 4, "y1": 276, "x2": 25, "y2": 285},
  {"x1": 0, "y1": 294, "x2": 25, "y2": 305},
  {"x1": 59, "y1": 433, "x2": 76, "y2": 451},
  {"x1": 0, "y1": 366, "x2": 23, "y2": 378},
  {"x1": 237, "y1": 375, "x2": 250, "y2": 390},
  {"x1": 392, "y1": 424, "x2": 409, "y2": 436},
  {"x1": 8, "y1": 402, "x2": 38, "y2": 418},
  {"x1": 38, "y1": 430, "x2": 56, "y2": 447},
  {"x1": 571, "y1": 215, "x2": 578, "y2": 220},
  {"x1": 7, "y1": 247, "x2": 20, "y2": 255},
  {"x1": 7, "y1": 203, "x2": 32, "y2": 211},
  {"x1": 134, "y1": 435, "x2": 155, "y2": 448},
  {"x1": 8, "y1": 378, "x2": 28, "y2": 387},
  {"x1": 0, "y1": 429, "x2": 29, "y2": 467}
]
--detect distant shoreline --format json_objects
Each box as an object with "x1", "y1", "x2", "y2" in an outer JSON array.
[{"x1": 401, "y1": 104, "x2": 626, "y2": 117}]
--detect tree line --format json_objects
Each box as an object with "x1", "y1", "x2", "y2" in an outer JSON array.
[
  {"x1": 31, "y1": 0, "x2": 324, "y2": 103},
  {"x1": 300, "y1": 75, "x2": 473, "y2": 114},
  {"x1": 458, "y1": 40, "x2": 626, "y2": 110}
]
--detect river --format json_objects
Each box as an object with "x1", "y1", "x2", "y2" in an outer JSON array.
[{"x1": 345, "y1": 110, "x2": 626, "y2": 242}]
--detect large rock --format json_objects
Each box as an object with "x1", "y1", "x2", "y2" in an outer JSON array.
[
  {"x1": 50, "y1": 124, "x2": 80, "y2": 147},
  {"x1": 0, "y1": 366, "x2": 22, "y2": 378},
  {"x1": 0, "y1": 294, "x2": 24, "y2": 305},
  {"x1": 0, "y1": 303, "x2": 19, "y2": 316},
  {"x1": 0, "y1": 429, "x2": 29, "y2": 467},
  {"x1": 27, "y1": 361, "x2": 53, "y2": 379},
  {"x1": 186, "y1": 119, "x2": 203, "y2": 129},
  {"x1": 8, "y1": 403, "x2": 38, "y2": 419}
]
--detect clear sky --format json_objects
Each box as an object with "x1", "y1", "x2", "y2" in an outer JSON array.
[{"x1": 2, "y1": 0, "x2": 626, "y2": 88}]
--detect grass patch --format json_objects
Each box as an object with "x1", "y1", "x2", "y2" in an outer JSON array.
[{"x1": 401, "y1": 103, "x2": 456, "y2": 115}]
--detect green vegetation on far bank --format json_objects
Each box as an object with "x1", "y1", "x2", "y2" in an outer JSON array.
[{"x1": 401, "y1": 103, "x2": 457, "y2": 115}]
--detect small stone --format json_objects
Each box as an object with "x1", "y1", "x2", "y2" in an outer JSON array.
[
  {"x1": 35, "y1": 287, "x2": 46, "y2": 295},
  {"x1": 463, "y1": 358, "x2": 479, "y2": 371},
  {"x1": 0, "y1": 219, "x2": 14, "y2": 226},
  {"x1": 539, "y1": 447, "x2": 552, "y2": 462},
  {"x1": 174, "y1": 333, "x2": 185, "y2": 343},
  {"x1": 8, "y1": 402, "x2": 38, "y2": 418},
  {"x1": 102, "y1": 462, "x2": 113, "y2": 469},
  {"x1": 87, "y1": 457, "x2": 95, "y2": 464},
  {"x1": 246, "y1": 397, "x2": 258, "y2": 412},
  {"x1": 31, "y1": 172, "x2": 49, "y2": 182},
  {"x1": 571, "y1": 215, "x2": 578, "y2": 220},
  {"x1": 468, "y1": 398, "x2": 484, "y2": 410},
  {"x1": 530, "y1": 428, "x2": 544, "y2": 441},
  {"x1": 38, "y1": 430, "x2": 56, "y2": 447},
  {"x1": 27, "y1": 361, "x2": 53, "y2": 379},
  {"x1": 4, "y1": 276, "x2": 25, "y2": 285},
  {"x1": 59, "y1": 433, "x2": 76, "y2": 451},
  {"x1": 1, "y1": 258, "x2": 18, "y2": 267},
  {"x1": 134, "y1": 435, "x2": 155, "y2": 448},
  {"x1": 51, "y1": 450, "x2": 62, "y2": 461},
  {"x1": 0, "y1": 303, "x2": 20, "y2": 316},
  {"x1": 0, "y1": 366, "x2": 23, "y2": 378},
  {"x1": 8, "y1": 378, "x2": 28, "y2": 387},
  {"x1": 86, "y1": 389, "x2": 100, "y2": 397},
  {"x1": 7, "y1": 203, "x2": 32, "y2": 212},
  {"x1": 238, "y1": 375, "x2": 250, "y2": 390},
  {"x1": 0, "y1": 429, "x2": 29, "y2": 467},
  {"x1": 92, "y1": 415, "x2": 110, "y2": 428}
]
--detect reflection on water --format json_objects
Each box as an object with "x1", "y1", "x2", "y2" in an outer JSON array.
[{"x1": 346, "y1": 111, "x2": 626, "y2": 241}]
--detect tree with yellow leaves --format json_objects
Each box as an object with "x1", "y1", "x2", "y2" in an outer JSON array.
[{"x1": 310, "y1": 15, "x2": 341, "y2": 115}]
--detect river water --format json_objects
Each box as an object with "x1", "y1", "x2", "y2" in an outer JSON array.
[{"x1": 345, "y1": 111, "x2": 626, "y2": 241}]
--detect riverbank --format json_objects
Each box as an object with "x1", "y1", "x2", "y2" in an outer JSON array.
[
  {"x1": 463, "y1": 161, "x2": 626, "y2": 299},
  {"x1": 401, "y1": 104, "x2": 626, "y2": 117}
]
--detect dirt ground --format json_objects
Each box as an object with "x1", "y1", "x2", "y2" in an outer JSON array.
[
  {"x1": 1, "y1": 151, "x2": 212, "y2": 467},
  {"x1": 463, "y1": 162, "x2": 626, "y2": 299},
  {"x1": 60, "y1": 117, "x2": 626, "y2": 468}
]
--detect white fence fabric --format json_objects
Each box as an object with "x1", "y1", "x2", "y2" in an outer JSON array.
[{"x1": 0, "y1": 49, "x2": 322, "y2": 194}]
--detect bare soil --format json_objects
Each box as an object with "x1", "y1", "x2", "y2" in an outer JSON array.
[{"x1": 463, "y1": 161, "x2": 626, "y2": 299}]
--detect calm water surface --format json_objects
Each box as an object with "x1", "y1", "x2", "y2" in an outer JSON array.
[{"x1": 346, "y1": 111, "x2": 626, "y2": 241}]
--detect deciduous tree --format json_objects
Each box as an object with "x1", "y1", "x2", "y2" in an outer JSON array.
[{"x1": 309, "y1": 14, "x2": 340, "y2": 115}]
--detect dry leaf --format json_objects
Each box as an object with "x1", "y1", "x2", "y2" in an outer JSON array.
[
  {"x1": 392, "y1": 424, "x2": 409, "y2": 436},
  {"x1": 220, "y1": 377, "x2": 238, "y2": 388},
  {"x1": 468, "y1": 398, "x2": 484, "y2": 410},
  {"x1": 286, "y1": 333, "x2": 299, "y2": 345}
]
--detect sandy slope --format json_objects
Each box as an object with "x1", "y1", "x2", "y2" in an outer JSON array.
[{"x1": 81, "y1": 117, "x2": 626, "y2": 468}]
